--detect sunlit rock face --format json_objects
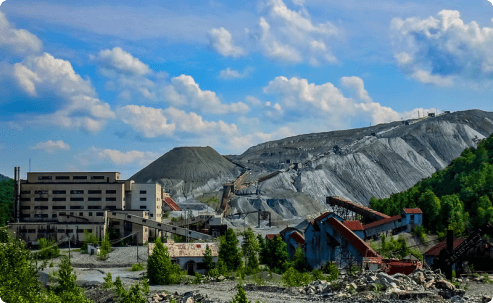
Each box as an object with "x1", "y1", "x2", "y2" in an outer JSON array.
[{"x1": 132, "y1": 110, "x2": 493, "y2": 224}]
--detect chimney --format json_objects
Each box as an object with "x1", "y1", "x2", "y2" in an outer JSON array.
[
  {"x1": 17, "y1": 167, "x2": 21, "y2": 223},
  {"x1": 14, "y1": 167, "x2": 18, "y2": 223}
]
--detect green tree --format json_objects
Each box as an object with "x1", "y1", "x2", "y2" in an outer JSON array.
[
  {"x1": 112, "y1": 276, "x2": 148, "y2": 303},
  {"x1": 265, "y1": 235, "x2": 290, "y2": 274},
  {"x1": 38, "y1": 237, "x2": 60, "y2": 259},
  {"x1": 203, "y1": 244, "x2": 214, "y2": 272},
  {"x1": 50, "y1": 256, "x2": 92, "y2": 302},
  {"x1": 241, "y1": 228, "x2": 259, "y2": 274},
  {"x1": 147, "y1": 237, "x2": 184, "y2": 285},
  {"x1": 231, "y1": 283, "x2": 251, "y2": 303},
  {"x1": 0, "y1": 179, "x2": 14, "y2": 226},
  {"x1": 292, "y1": 247, "x2": 307, "y2": 272},
  {"x1": 218, "y1": 228, "x2": 242, "y2": 272},
  {"x1": 257, "y1": 234, "x2": 267, "y2": 264},
  {"x1": 99, "y1": 231, "x2": 112, "y2": 259}
]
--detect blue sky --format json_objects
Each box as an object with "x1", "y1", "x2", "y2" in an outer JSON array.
[{"x1": 1, "y1": 0, "x2": 493, "y2": 179}]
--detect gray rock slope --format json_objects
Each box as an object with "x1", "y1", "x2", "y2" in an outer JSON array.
[
  {"x1": 130, "y1": 110, "x2": 493, "y2": 223},
  {"x1": 130, "y1": 146, "x2": 241, "y2": 202},
  {"x1": 229, "y1": 110, "x2": 493, "y2": 213}
]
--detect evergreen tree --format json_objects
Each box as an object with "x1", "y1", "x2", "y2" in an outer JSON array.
[
  {"x1": 257, "y1": 234, "x2": 267, "y2": 264},
  {"x1": 241, "y1": 228, "x2": 259, "y2": 273},
  {"x1": 218, "y1": 228, "x2": 242, "y2": 272},
  {"x1": 203, "y1": 244, "x2": 214, "y2": 272},
  {"x1": 147, "y1": 237, "x2": 183, "y2": 285},
  {"x1": 265, "y1": 235, "x2": 290, "y2": 274}
]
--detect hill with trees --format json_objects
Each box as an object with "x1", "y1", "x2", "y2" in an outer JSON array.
[
  {"x1": 370, "y1": 133, "x2": 493, "y2": 236},
  {"x1": 0, "y1": 179, "x2": 14, "y2": 226}
]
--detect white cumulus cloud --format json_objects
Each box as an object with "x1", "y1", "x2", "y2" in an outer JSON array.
[
  {"x1": 163, "y1": 74, "x2": 249, "y2": 114},
  {"x1": 219, "y1": 66, "x2": 253, "y2": 79},
  {"x1": 118, "y1": 105, "x2": 176, "y2": 138},
  {"x1": 0, "y1": 11, "x2": 42, "y2": 55},
  {"x1": 92, "y1": 47, "x2": 150, "y2": 76},
  {"x1": 30, "y1": 140, "x2": 70, "y2": 153},
  {"x1": 13, "y1": 53, "x2": 115, "y2": 131},
  {"x1": 208, "y1": 27, "x2": 246, "y2": 58},
  {"x1": 77, "y1": 147, "x2": 160, "y2": 167},
  {"x1": 391, "y1": 10, "x2": 493, "y2": 86}
]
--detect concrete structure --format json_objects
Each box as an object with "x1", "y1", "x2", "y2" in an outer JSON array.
[
  {"x1": 8, "y1": 171, "x2": 183, "y2": 246},
  {"x1": 148, "y1": 239, "x2": 218, "y2": 275}
]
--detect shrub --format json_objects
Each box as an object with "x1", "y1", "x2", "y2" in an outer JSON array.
[
  {"x1": 99, "y1": 232, "x2": 111, "y2": 260},
  {"x1": 311, "y1": 269, "x2": 323, "y2": 280},
  {"x1": 322, "y1": 262, "x2": 339, "y2": 281},
  {"x1": 147, "y1": 237, "x2": 184, "y2": 285},
  {"x1": 203, "y1": 244, "x2": 214, "y2": 273},
  {"x1": 231, "y1": 283, "x2": 251, "y2": 303},
  {"x1": 49, "y1": 262, "x2": 54, "y2": 268},
  {"x1": 292, "y1": 247, "x2": 307, "y2": 272},
  {"x1": 50, "y1": 256, "x2": 92, "y2": 302},
  {"x1": 113, "y1": 276, "x2": 148, "y2": 303},
  {"x1": 38, "y1": 237, "x2": 60, "y2": 259},
  {"x1": 207, "y1": 268, "x2": 220, "y2": 278},
  {"x1": 193, "y1": 272, "x2": 202, "y2": 284},
  {"x1": 412, "y1": 225, "x2": 427, "y2": 242},
  {"x1": 81, "y1": 230, "x2": 99, "y2": 254},
  {"x1": 103, "y1": 272, "x2": 113, "y2": 289},
  {"x1": 131, "y1": 263, "x2": 144, "y2": 271},
  {"x1": 483, "y1": 273, "x2": 492, "y2": 284},
  {"x1": 264, "y1": 235, "x2": 290, "y2": 274},
  {"x1": 282, "y1": 267, "x2": 312, "y2": 287}
]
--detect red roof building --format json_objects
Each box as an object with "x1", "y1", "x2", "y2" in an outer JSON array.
[
  {"x1": 163, "y1": 197, "x2": 181, "y2": 211},
  {"x1": 327, "y1": 217, "x2": 380, "y2": 258},
  {"x1": 265, "y1": 234, "x2": 277, "y2": 240},
  {"x1": 362, "y1": 214, "x2": 402, "y2": 229},
  {"x1": 424, "y1": 239, "x2": 464, "y2": 256},
  {"x1": 402, "y1": 208, "x2": 423, "y2": 214},
  {"x1": 344, "y1": 220, "x2": 364, "y2": 231},
  {"x1": 290, "y1": 231, "x2": 305, "y2": 244}
]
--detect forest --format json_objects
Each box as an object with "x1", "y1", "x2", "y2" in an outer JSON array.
[
  {"x1": 370, "y1": 133, "x2": 493, "y2": 236},
  {"x1": 0, "y1": 179, "x2": 14, "y2": 226}
]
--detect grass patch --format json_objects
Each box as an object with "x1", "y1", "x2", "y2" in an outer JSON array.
[{"x1": 130, "y1": 263, "x2": 144, "y2": 271}]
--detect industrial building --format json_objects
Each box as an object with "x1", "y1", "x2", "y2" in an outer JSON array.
[
  {"x1": 281, "y1": 196, "x2": 423, "y2": 273},
  {"x1": 9, "y1": 168, "x2": 185, "y2": 246}
]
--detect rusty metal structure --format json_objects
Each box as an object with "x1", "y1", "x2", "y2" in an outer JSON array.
[{"x1": 326, "y1": 196, "x2": 390, "y2": 224}]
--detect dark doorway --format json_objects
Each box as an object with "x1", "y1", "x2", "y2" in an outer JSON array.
[{"x1": 187, "y1": 262, "x2": 195, "y2": 275}]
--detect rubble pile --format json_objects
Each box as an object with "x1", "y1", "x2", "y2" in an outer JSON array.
[
  {"x1": 296, "y1": 269, "x2": 490, "y2": 302},
  {"x1": 147, "y1": 290, "x2": 219, "y2": 303}
]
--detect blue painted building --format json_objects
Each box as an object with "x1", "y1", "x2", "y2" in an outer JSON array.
[
  {"x1": 280, "y1": 227, "x2": 305, "y2": 259},
  {"x1": 363, "y1": 208, "x2": 423, "y2": 240},
  {"x1": 304, "y1": 212, "x2": 380, "y2": 270}
]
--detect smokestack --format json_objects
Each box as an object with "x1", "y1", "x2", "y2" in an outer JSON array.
[
  {"x1": 445, "y1": 229, "x2": 454, "y2": 280},
  {"x1": 16, "y1": 167, "x2": 21, "y2": 223},
  {"x1": 14, "y1": 167, "x2": 17, "y2": 223}
]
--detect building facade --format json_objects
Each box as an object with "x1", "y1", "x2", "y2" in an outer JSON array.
[{"x1": 9, "y1": 171, "x2": 172, "y2": 246}]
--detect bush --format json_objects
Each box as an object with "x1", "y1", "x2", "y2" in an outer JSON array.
[
  {"x1": 131, "y1": 263, "x2": 144, "y2": 271},
  {"x1": 147, "y1": 237, "x2": 184, "y2": 285},
  {"x1": 99, "y1": 232, "x2": 111, "y2": 260},
  {"x1": 282, "y1": 267, "x2": 312, "y2": 287},
  {"x1": 81, "y1": 230, "x2": 99, "y2": 254},
  {"x1": 50, "y1": 262, "x2": 54, "y2": 268},
  {"x1": 38, "y1": 237, "x2": 60, "y2": 259},
  {"x1": 231, "y1": 283, "x2": 252, "y2": 303},
  {"x1": 193, "y1": 272, "x2": 202, "y2": 284},
  {"x1": 264, "y1": 235, "x2": 290, "y2": 274},
  {"x1": 103, "y1": 272, "x2": 113, "y2": 289},
  {"x1": 113, "y1": 276, "x2": 148, "y2": 303},
  {"x1": 322, "y1": 262, "x2": 339, "y2": 281},
  {"x1": 207, "y1": 268, "x2": 220, "y2": 278},
  {"x1": 292, "y1": 247, "x2": 307, "y2": 272},
  {"x1": 311, "y1": 269, "x2": 323, "y2": 280},
  {"x1": 412, "y1": 225, "x2": 427, "y2": 242},
  {"x1": 50, "y1": 256, "x2": 92, "y2": 302}
]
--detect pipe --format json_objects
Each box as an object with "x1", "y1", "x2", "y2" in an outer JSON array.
[{"x1": 14, "y1": 167, "x2": 18, "y2": 223}]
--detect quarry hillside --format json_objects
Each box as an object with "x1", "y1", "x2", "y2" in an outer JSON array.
[{"x1": 131, "y1": 110, "x2": 493, "y2": 225}]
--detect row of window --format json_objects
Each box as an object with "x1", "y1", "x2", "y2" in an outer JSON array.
[
  {"x1": 21, "y1": 205, "x2": 117, "y2": 210},
  {"x1": 23, "y1": 190, "x2": 118, "y2": 195},
  {"x1": 21, "y1": 197, "x2": 118, "y2": 202},
  {"x1": 19, "y1": 228, "x2": 95, "y2": 234},
  {"x1": 37, "y1": 175, "x2": 105, "y2": 180},
  {"x1": 21, "y1": 211, "x2": 105, "y2": 219}
]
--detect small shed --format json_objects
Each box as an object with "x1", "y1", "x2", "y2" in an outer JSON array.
[{"x1": 87, "y1": 243, "x2": 100, "y2": 256}]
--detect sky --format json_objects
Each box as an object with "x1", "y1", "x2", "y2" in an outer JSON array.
[{"x1": 1, "y1": 0, "x2": 493, "y2": 179}]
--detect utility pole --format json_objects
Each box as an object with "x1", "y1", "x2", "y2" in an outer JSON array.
[
  {"x1": 68, "y1": 236, "x2": 71, "y2": 262},
  {"x1": 136, "y1": 231, "x2": 139, "y2": 263}
]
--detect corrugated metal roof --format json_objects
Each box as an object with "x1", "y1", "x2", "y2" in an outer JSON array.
[
  {"x1": 424, "y1": 239, "x2": 464, "y2": 256},
  {"x1": 148, "y1": 242, "x2": 218, "y2": 257},
  {"x1": 164, "y1": 197, "x2": 181, "y2": 211},
  {"x1": 327, "y1": 217, "x2": 380, "y2": 258},
  {"x1": 344, "y1": 220, "x2": 364, "y2": 231},
  {"x1": 362, "y1": 214, "x2": 402, "y2": 229},
  {"x1": 402, "y1": 208, "x2": 423, "y2": 214},
  {"x1": 329, "y1": 196, "x2": 390, "y2": 219}
]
